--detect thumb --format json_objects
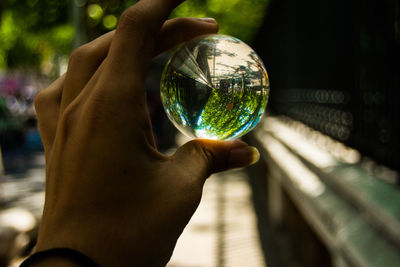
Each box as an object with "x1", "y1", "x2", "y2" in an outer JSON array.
[{"x1": 172, "y1": 139, "x2": 260, "y2": 180}]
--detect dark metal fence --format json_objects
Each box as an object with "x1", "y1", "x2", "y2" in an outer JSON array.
[{"x1": 252, "y1": 0, "x2": 400, "y2": 171}]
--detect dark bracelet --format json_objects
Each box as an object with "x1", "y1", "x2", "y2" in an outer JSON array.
[{"x1": 20, "y1": 247, "x2": 100, "y2": 267}]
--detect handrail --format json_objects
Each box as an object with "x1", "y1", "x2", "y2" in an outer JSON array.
[{"x1": 249, "y1": 115, "x2": 400, "y2": 267}]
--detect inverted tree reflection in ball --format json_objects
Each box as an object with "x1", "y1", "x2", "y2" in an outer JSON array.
[{"x1": 160, "y1": 34, "x2": 269, "y2": 140}]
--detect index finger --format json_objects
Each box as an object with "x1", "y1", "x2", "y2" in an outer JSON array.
[{"x1": 107, "y1": 0, "x2": 184, "y2": 77}]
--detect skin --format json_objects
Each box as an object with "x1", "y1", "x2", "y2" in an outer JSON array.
[{"x1": 32, "y1": 0, "x2": 260, "y2": 266}]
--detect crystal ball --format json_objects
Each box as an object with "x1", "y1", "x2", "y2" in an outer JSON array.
[{"x1": 160, "y1": 34, "x2": 270, "y2": 140}]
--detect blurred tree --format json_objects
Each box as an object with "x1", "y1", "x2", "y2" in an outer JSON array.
[
  {"x1": 85, "y1": 0, "x2": 270, "y2": 42},
  {"x1": 0, "y1": 0, "x2": 74, "y2": 70},
  {"x1": 172, "y1": 0, "x2": 269, "y2": 43},
  {"x1": 0, "y1": 0, "x2": 269, "y2": 71}
]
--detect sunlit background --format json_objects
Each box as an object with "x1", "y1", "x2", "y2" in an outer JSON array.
[{"x1": 1, "y1": 0, "x2": 399, "y2": 266}]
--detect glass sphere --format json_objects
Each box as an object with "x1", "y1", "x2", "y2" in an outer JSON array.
[{"x1": 160, "y1": 34, "x2": 270, "y2": 140}]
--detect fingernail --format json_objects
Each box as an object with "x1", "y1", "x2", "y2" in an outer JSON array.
[
  {"x1": 228, "y1": 146, "x2": 260, "y2": 167},
  {"x1": 198, "y1": 17, "x2": 217, "y2": 24}
]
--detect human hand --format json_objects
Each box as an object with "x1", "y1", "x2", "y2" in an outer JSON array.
[{"x1": 33, "y1": 0, "x2": 260, "y2": 266}]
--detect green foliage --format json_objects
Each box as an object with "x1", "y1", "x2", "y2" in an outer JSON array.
[
  {"x1": 0, "y1": 0, "x2": 73, "y2": 70},
  {"x1": 171, "y1": 0, "x2": 270, "y2": 42},
  {"x1": 85, "y1": 0, "x2": 270, "y2": 41},
  {"x1": 198, "y1": 86, "x2": 268, "y2": 139},
  {"x1": 0, "y1": 0, "x2": 269, "y2": 70}
]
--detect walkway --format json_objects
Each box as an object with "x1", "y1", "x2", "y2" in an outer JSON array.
[{"x1": 167, "y1": 169, "x2": 266, "y2": 267}]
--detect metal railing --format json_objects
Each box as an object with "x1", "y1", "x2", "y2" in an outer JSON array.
[{"x1": 246, "y1": 115, "x2": 400, "y2": 267}]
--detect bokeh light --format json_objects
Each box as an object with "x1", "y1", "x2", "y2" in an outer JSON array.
[
  {"x1": 103, "y1": 14, "x2": 117, "y2": 30},
  {"x1": 87, "y1": 4, "x2": 103, "y2": 21}
]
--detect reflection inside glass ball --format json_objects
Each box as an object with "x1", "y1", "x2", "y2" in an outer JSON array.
[{"x1": 160, "y1": 34, "x2": 270, "y2": 140}]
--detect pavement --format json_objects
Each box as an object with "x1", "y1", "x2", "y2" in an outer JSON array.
[
  {"x1": 0, "y1": 149, "x2": 45, "y2": 267},
  {"x1": 167, "y1": 169, "x2": 266, "y2": 267}
]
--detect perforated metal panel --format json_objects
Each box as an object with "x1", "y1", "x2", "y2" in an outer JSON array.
[{"x1": 252, "y1": 0, "x2": 400, "y2": 171}]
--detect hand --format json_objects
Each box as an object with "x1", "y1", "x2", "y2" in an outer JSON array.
[{"x1": 34, "y1": 0, "x2": 260, "y2": 266}]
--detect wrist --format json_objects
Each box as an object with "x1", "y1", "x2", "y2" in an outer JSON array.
[
  {"x1": 35, "y1": 216, "x2": 170, "y2": 267},
  {"x1": 21, "y1": 248, "x2": 99, "y2": 267}
]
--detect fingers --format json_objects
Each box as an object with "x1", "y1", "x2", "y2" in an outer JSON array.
[
  {"x1": 107, "y1": 0, "x2": 185, "y2": 79},
  {"x1": 61, "y1": 16, "x2": 217, "y2": 110},
  {"x1": 60, "y1": 31, "x2": 115, "y2": 113},
  {"x1": 34, "y1": 74, "x2": 65, "y2": 154},
  {"x1": 154, "y1": 17, "x2": 218, "y2": 56},
  {"x1": 172, "y1": 139, "x2": 260, "y2": 182}
]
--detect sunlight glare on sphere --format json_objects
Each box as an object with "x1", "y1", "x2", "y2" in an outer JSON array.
[{"x1": 160, "y1": 34, "x2": 270, "y2": 140}]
